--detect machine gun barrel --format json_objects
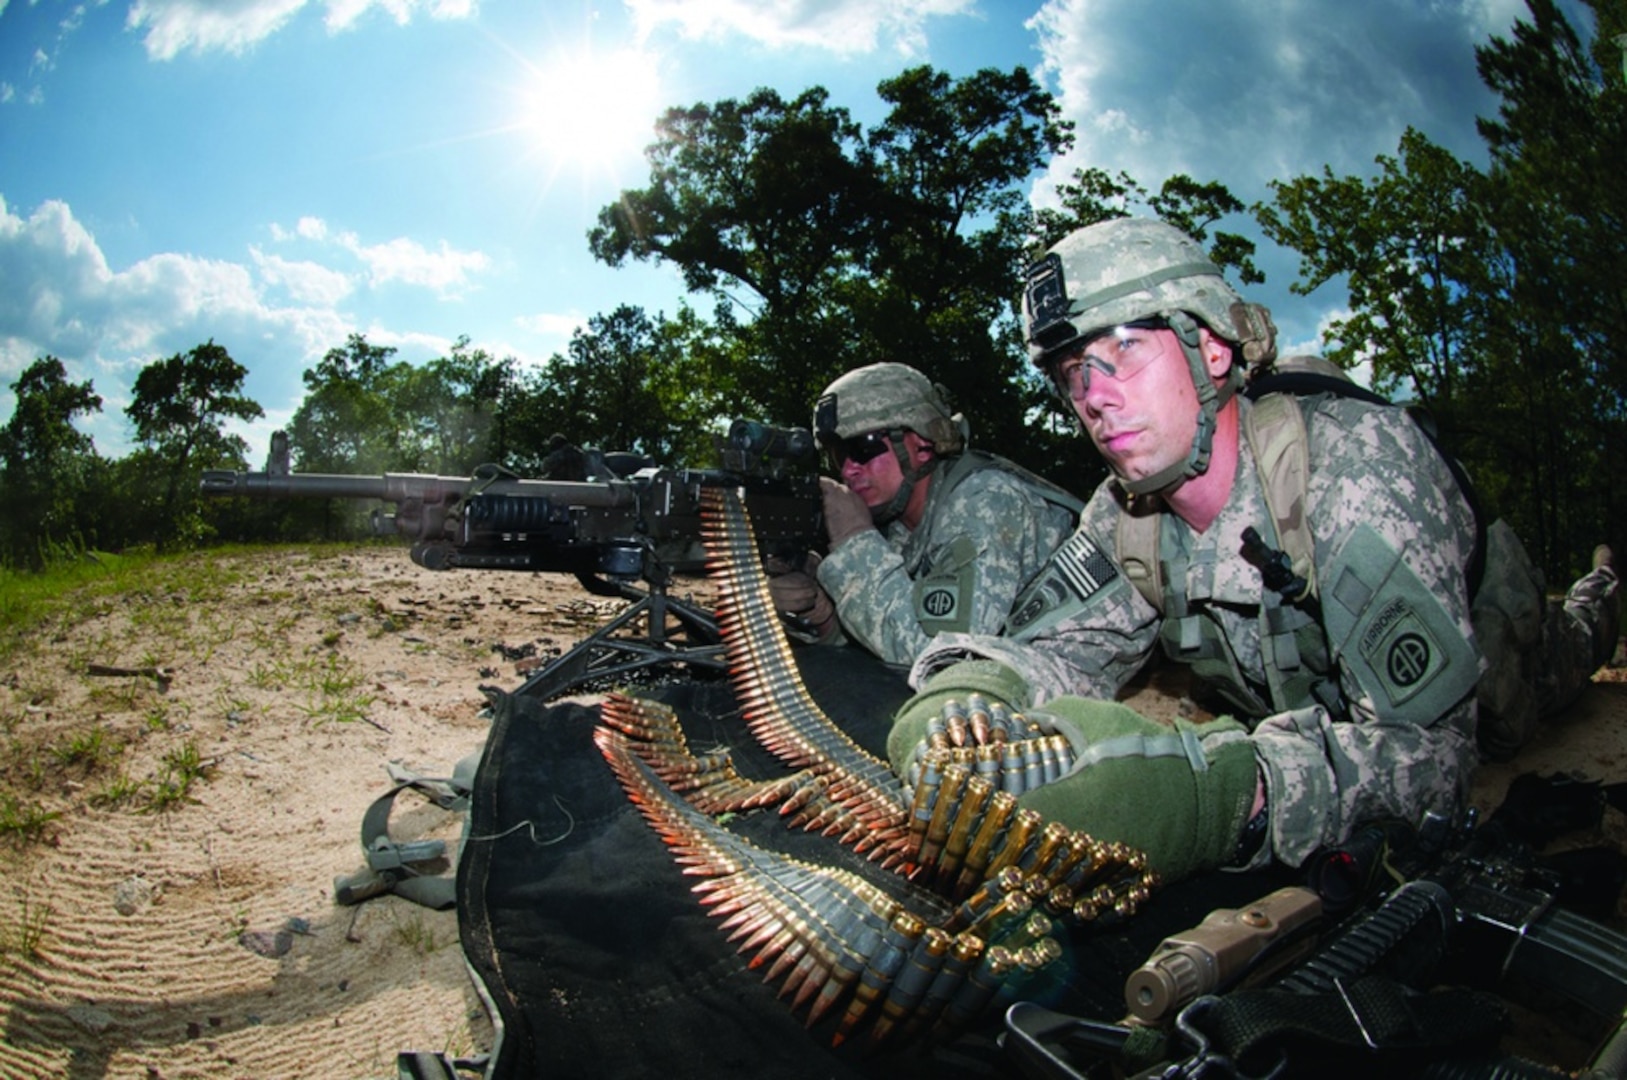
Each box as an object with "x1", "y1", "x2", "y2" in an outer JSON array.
[
  {"x1": 199, "y1": 468, "x2": 635, "y2": 509},
  {"x1": 201, "y1": 423, "x2": 824, "y2": 699},
  {"x1": 201, "y1": 424, "x2": 823, "y2": 583}
]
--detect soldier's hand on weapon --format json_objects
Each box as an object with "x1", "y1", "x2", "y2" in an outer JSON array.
[
  {"x1": 1017, "y1": 698, "x2": 1261, "y2": 883},
  {"x1": 888, "y1": 661, "x2": 1263, "y2": 883},
  {"x1": 765, "y1": 552, "x2": 838, "y2": 641},
  {"x1": 819, "y1": 476, "x2": 874, "y2": 549},
  {"x1": 888, "y1": 659, "x2": 1034, "y2": 758}
]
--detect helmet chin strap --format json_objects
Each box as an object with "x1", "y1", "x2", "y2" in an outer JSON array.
[
  {"x1": 871, "y1": 429, "x2": 939, "y2": 525},
  {"x1": 1118, "y1": 312, "x2": 1239, "y2": 499}
]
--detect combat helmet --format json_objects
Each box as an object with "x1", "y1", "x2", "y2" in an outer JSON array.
[
  {"x1": 813, "y1": 362, "x2": 967, "y2": 523},
  {"x1": 1022, "y1": 217, "x2": 1277, "y2": 497}
]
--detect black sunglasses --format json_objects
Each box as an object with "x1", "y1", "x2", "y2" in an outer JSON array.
[{"x1": 826, "y1": 430, "x2": 892, "y2": 468}]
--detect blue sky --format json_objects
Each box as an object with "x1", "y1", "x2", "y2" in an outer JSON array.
[{"x1": 0, "y1": 0, "x2": 1590, "y2": 466}]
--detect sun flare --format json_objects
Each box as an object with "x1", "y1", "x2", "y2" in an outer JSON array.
[{"x1": 513, "y1": 47, "x2": 664, "y2": 181}]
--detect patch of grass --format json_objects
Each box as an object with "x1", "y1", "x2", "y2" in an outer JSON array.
[
  {"x1": 245, "y1": 658, "x2": 291, "y2": 690},
  {"x1": 0, "y1": 543, "x2": 330, "y2": 670},
  {"x1": 391, "y1": 910, "x2": 444, "y2": 954},
  {"x1": 50, "y1": 725, "x2": 124, "y2": 771},
  {"x1": 143, "y1": 702, "x2": 174, "y2": 732},
  {"x1": 16, "y1": 752, "x2": 48, "y2": 792},
  {"x1": 143, "y1": 740, "x2": 214, "y2": 813},
  {"x1": 89, "y1": 767, "x2": 144, "y2": 809},
  {"x1": 0, "y1": 793, "x2": 61, "y2": 846},
  {"x1": 298, "y1": 652, "x2": 376, "y2": 725},
  {"x1": 87, "y1": 679, "x2": 146, "y2": 712},
  {"x1": 1, "y1": 887, "x2": 52, "y2": 963},
  {"x1": 0, "y1": 550, "x2": 132, "y2": 662}
]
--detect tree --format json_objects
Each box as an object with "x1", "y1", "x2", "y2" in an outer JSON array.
[
  {"x1": 514, "y1": 306, "x2": 701, "y2": 468},
  {"x1": 1471, "y1": 0, "x2": 1627, "y2": 573},
  {"x1": 590, "y1": 85, "x2": 875, "y2": 426},
  {"x1": 589, "y1": 66, "x2": 1074, "y2": 468},
  {"x1": 126, "y1": 340, "x2": 263, "y2": 547},
  {"x1": 0, "y1": 356, "x2": 103, "y2": 565},
  {"x1": 1035, "y1": 167, "x2": 1262, "y2": 283},
  {"x1": 395, "y1": 337, "x2": 516, "y2": 473},
  {"x1": 858, "y1": 65, "x2": 1073, "y2": 464},
  {"x1": 1255, "y1": 129, "x2": 1488, "y2": 411},
  {"x1": 286, "y1": 335, "x2": 401, "y2": 473},
  {"x1": 1254, "y1": 0, "x2": 1627, "y2": 579}
]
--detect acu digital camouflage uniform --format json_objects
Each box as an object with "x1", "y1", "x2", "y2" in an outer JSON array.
[
  {"x1": 913, "y1": 393, "x2": 1484, "y2": 869},
  {"x1": 819, "y1": 450, "x2": 1081, "y2": 666},
  {"x1": 811, "y1": 362, "x2": 1081, "y2": 668},
  {"x1": 1473, "y1": 523, "x2": 1620, "y2": 757},
  {"x1": 905, "y1": 216, "x2": 1620, "y2": 877}
]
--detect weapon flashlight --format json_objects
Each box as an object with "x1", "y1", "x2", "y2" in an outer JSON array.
[{"x1": 1124, "y1": 885, "x2": 1323, "y2": 1024}]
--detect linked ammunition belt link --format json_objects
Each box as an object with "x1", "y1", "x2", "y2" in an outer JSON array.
[{"x1": 592, "y1": 487, "x2": 1156, "y2": 1050}]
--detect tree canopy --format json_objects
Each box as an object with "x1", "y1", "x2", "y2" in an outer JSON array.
[{"x1": 4, "y1": 8, "x2": 1624, "y2": 586}]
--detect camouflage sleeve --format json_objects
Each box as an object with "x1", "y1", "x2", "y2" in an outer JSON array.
[
  {"x1": 907, "y1": 484, "x2": 1160, "y2": 699},
  {"x1": 1250, "y1": 400, "x2": 1483, "y2": 867},
  {"x1": 817, "y1": 467, "x2": 1074, "y2": 668}
]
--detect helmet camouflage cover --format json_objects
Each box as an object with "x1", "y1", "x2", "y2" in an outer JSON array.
[
  {"x1": 1022, "y1": 217, "x2": 1276, "y2": 375},
  {"x1": 813, "y1": 362, "x2": 967, "y2": 454}
]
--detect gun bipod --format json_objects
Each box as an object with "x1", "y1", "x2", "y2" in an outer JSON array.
[{"x1": 510, "y1": 573, "x2": 724, "y2": 702}]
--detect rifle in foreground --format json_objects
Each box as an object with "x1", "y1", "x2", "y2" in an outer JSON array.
[
  {"x1": 1004, "y1": 773, "x2": 1627, "y2": 1079},
  {"x1": 202, "y1": 420, "x2": 823, "y2": 700}
]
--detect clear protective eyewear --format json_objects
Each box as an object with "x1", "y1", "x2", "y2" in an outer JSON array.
[{"x1": 1048, "y1": 319, "x2": 1170, "y2": 402}]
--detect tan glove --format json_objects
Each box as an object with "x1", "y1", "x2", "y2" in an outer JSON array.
[
  {"x1": 765, "y1": 552, "x2": 837, "y2": 640},
  {"x1": 820, "y1": 476, "x2": 874, "y2": 550}
]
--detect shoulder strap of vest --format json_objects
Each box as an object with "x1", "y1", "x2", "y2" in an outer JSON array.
[
  {"x1": 1116, "y1": 507, "x2": 1164, "y2": 612},
  {"x1": 1116, "y1": 364, "x2": 1487, "y2": 615},
  {"x1": 1243, "y1": 392, "x2": 1320, "y2": 603},
  {"x1": 1247, "y1": 367, "x2": 1487, "y2": 602},
  {"x1": 945, "y1": 449, "x2": 1088, "y2": 516},
  {"x1": 1113, "y1": 393, "x2": 1317, "y2": 614}
]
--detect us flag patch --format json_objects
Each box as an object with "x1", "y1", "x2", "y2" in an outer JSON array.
[{"x1": 1007, "y1": 531, "x2": 1118, "y2": 634}]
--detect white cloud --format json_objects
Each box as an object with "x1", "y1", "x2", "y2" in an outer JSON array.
[
  {"x1": 324, "y1": 0, "x2": 476, "y2": 32},
  {"x1": 125, "y1": 0, "x2": 479, "y2": 60},
  {"x1": 126, "y1": 0, "x2": 310, "y2": 59},
  {"x1": 515, "y1": 311, "x2": 586, "y2": 343},
  {"x1": 0, "y1": 195, "x2": 503, "y2": 459},
  {"x1": 268, "y1": 216, "x2": 332, "y2": 243},
  {"x1": 626, "y1": 0, "x2": 976, "y2": 57},
  {"x1": 250, "y1": 246, "x2": 355, "y2": 306},
  {"x1": 269, "y1": 216, "x2": 490, "y2": 298},
  {"x1": 0, "y1": 195, "x2": 352, "y2": 458},
  {"x1": 335, "y1": 232, "x2": 490, "y2": 297},
  {"x1": 0, "y1": 196, "x2": 115, "y2": 357},
  {"x1": 1027, "y1": 0, "x2": 1507, "y2": 212},
  {"x1": 1023, "y1": 0, "x2": 1533, "y2": 349}
]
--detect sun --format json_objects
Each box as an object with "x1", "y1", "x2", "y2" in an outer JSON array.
[{"x1": 511, "y1": 47, "x2": 665, "y2": 183}]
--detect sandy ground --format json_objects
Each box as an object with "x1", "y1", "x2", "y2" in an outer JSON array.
[{"x1": 0, "y1": 543, "x2": 1622, "y2": 1080}]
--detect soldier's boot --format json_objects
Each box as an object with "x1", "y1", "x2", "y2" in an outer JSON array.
[{"x1": 1567, "y1": 544, "x2": 1621, "y2": 669}]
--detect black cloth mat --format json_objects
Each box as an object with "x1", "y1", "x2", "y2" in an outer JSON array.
[{"x1": 455, "y1": 644, "x2": 1292, "y2": 1080}]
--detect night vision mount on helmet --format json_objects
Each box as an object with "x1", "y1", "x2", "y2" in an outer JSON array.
[
  {"x1": 1023, "y1": 218, "x2": 1277, "y2": 498},
  {"x1": 813, "y1": 362, "x2": 970, "y2": 524}
]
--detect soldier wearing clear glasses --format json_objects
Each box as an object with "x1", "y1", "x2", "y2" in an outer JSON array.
[{"x1": 885, "y1": 218, "x2": 1620, "y2": 884}]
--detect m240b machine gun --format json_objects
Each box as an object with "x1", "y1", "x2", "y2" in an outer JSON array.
[{"x1": 201, "y1": 420, "x2": 823, "y2": 700}]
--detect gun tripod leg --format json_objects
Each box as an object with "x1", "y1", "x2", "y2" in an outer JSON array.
[{"x1": 510, "y1": 579, "x2": 725, "y2": 702}]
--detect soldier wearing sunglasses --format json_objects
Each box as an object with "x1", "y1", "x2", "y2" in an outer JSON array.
[{"x1": 767, "y1": 362, "x2": 1082, "y2": 668}]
